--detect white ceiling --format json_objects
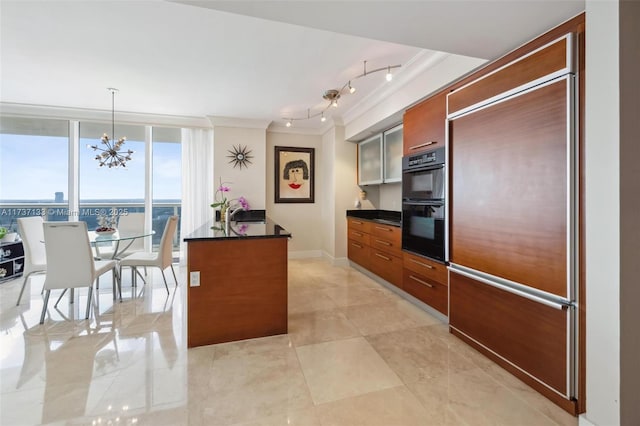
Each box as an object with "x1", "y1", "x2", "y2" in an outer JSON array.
[{"x1": 0, "y1": 0, "x2": 584, "y2": 131}]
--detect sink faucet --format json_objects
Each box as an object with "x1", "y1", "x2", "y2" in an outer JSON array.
[{"x1": 225, "y1": 205, "x2": 245, "y2": 227}]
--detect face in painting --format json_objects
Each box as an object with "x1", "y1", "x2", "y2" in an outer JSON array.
[
  {"x1": 283, "y1": 159, "x2": 309, "y2": 190},
  {"x1": 288, "y1": 167, "x2": 304, "y2": 189}
]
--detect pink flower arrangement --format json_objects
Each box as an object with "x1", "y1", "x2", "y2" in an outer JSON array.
[{"x1": 211, "y1": 178, "x2": 250, "y2": 212}]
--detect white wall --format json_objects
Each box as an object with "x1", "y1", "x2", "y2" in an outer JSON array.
[
  {"x1": 331, "y1": 125, "x2": 357, "y2": 262},
  {"x1": 266, "y1": 131, "x2": 323, "y2": 256},
  {"x1": 321, "y1": 128, "x2": 336, "y2": 258},
  {"x1": 584, "y1": 2, "x2": 620, "y2": 425},
  {"x1": 212, "y1": 124, "x2": 267, "y2": 210},
  {"x1": 379, "y1": 183, "x2": 401, "y2": 211}
]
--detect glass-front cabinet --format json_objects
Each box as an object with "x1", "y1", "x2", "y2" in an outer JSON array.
[
  {"x1": 357, "y1": 125, "x2": 403, "y2": 185},
  {"x1": 358, "y1": 134, "x2": 383, "y2": 185},
  {"x1": 383, "y1": 124, "x2": 403, "y2": 183}
]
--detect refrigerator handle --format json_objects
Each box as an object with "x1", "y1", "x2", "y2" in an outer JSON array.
[{"x1": 448, "y1": 264, "x2": 572, "y2": 311}]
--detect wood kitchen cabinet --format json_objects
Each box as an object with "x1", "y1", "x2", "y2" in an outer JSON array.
[
  {"x1": 402, "y1": 251, "x2": 448, "y2": 315},
  {"x1": 403, "y1": 91, "x2": 446, "y2": 155},
  {"x1": 347, "y1": 217, "x2": 402, "y2": 287}
]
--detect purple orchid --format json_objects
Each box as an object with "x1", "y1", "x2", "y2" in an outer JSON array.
[{"x1": 237, "y1": 196, "x2": 250, "y2": 210}]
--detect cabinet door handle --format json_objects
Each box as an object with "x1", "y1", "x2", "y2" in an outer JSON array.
[
  {"x1": 409, "y1": 275, "x2": 434, "y2": 288},
  {"x1": 352, "y1": 231, "x2": 363, "y2": 237},
  {"x1": 375, "y1": 226, "x2": 392, "y2": 232},
  {"x1": 410, "y1": 258, "x2": 434, "y2": 269},
  {"x1": 352, "y1": 220, "x2": 363, "y2": 225},
  {"x1": 375, "y1": 253, "x2": 392, "y2": 261},
  {"x1": 409, "y1": 141, "x2": 436, "y2": 150},
  {"x1": 375, "y1": 239, "x2": 392, "y2": 246},
  {"x1": 351, "y1": 243, "x2": 363, "y2": 249}
]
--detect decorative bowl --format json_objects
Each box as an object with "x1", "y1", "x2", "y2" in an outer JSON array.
[{"x1": 95, "y1": 228, "x2": 117, "y2": 236}]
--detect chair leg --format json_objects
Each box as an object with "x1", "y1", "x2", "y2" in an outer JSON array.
[
  {"x1": 86, "y1": 286, "x2": 93, "y2": 320},
  {"x1": 16, "y1": 272, "x2": 33, "y2": 306},
  {"x1": 115, "y1": 268, "x2": 122, "y2": 302},
  {"x1": 160, "y1": 270, "x2": 170, "y2": 294},
  {"x1": 40, "y1": 290, "x2": 51, "y2": 324},
  {"x1": 54, "y1": 288, "x2": 68, "y2": 308},
  {"x1": 170, "y1": 265, "x2": 178, "y2": 286}
]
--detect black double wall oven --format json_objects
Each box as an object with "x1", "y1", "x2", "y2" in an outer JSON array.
[{"x1": 401, "y1": 147, "x2": 446, "y2": 262}]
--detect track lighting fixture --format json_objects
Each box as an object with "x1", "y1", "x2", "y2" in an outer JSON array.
[{"x1": 281, "y1": 60, "x2": 401, "y2": 127}]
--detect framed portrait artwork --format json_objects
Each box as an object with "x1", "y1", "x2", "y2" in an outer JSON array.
[{"x1": 274, "y1": 146, "x2": 315, "y2": 203}]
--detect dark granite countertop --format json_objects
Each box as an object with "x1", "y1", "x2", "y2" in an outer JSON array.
[
  {"x1": 183, "y1": 215, "x2": 291, "y2": 241},
  {"x1": 346, "y1": 209, "x2": 401, "y2": 227}
]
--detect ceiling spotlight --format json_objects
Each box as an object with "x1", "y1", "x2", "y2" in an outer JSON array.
[{"x1": 282, "y1": 61, "x2": 400, "y2": 126}]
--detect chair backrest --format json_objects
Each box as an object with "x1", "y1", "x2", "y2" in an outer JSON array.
[
  {"x1": 117, "y1": 212, "x2": 145, "y2": 251},
  {"x1": 17, "y1": 216, "x2": 46, "y2": 273},
  {"x1": 43, "y1": 221, "x2": 95, "y2": 290},
  {"x1": 159, "y1": 216, "x2": 178, "y2": 268}
]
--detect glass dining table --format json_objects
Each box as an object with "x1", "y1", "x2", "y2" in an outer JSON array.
[{"x1": 89, "y1": 230, "x2": 155, "y2": 260}]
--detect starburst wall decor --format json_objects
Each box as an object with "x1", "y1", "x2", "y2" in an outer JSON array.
[{"x1": 227, "y1": 144, "x2": 253, "y2": 169}]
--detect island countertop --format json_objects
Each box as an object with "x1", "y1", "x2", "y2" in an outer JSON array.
[{"x1": 183, "y1": 217, "x2": 291, "y2": 241}]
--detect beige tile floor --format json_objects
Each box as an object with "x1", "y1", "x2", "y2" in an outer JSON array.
[{"x1": 0, "y1": 258, "x2": 578, "y2": 425}]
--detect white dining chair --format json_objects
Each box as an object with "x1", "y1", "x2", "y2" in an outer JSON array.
[
  {"x1": 119, "y1": 216, "x2": 178, "y2": 294},
  {"x1": 16, "y1": 216, "x2": 47, "y2": 306},
  {"x1": 116, "y1": 212, "x2": 146, "y2": 256},
  {"x1": 40, "y1": 221, "x2": 120, "y2": 324}
]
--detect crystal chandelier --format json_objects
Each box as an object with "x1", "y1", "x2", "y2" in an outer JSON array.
[{"x1": 89, "y1": 88, "x2": 133, "y2": 168}]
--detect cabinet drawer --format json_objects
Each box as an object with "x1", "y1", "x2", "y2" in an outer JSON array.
[
  {"x1": 348, "y1": 229, "x2": 370, "y2": 245},
  {"x1": 372, "y1": 224, "x2": 400, "y2": 247},
  {"x1": 347, "y1": 218, "x2": 372, "y2": 233},
  {"x1": 371, "y1": 235, "x2": 401, "y2": 257},
  {"x1": 369, "y1": 250, "x2": 402, "y2": 287},
  {"x1": 348, "y1": 239, "x2": 370, "y2": 269},
  {"x1": 403, "y1": 251, "x2": 448, "y2": 285},
  {"x1": 403, "y1": 269, "x2": 448, "y2": 315}
]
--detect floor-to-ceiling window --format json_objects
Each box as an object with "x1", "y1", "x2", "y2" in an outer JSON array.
[
  {"x1": 152, "y1": 127, "x2": 181, "y2": 249},
  {"x1": 0, "y1": 117, "x2": 69, "y2": 224},
  {"x1": 0, "y1": 116, "x2": 182, "y2": 253}
]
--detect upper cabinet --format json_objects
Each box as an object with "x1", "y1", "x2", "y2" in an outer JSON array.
[
  {"x1": 358, "y1": 125, "x2": 403, "y2": 185},
  {"x1": 403, "y1": 91, "x2": 446, "y2": 155},
  {"x1": 358, "y1": 134, "x2": 383, "y2": 185},
  {"x1": 383, "y1": 124, "x2": 403, "y2": 183}
]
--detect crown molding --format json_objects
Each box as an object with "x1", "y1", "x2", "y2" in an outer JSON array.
[
  {"x1": 0, "y1": 102, "x2": 211, "y2": 128},
  {"x1": 208, "y1": 116, "x2": 272, "y2": 130},
  {"x1": 341, "y1": 50, "x2": 449, "y2": 126}
]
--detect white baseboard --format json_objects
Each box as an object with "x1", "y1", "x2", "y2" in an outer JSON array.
[
  {"x1": 320, "y1": 251, "x2": 349, "y2": 267},
  {"x1": 578, "y1": 415, "x2": 598, "y2": 426},
  {"x1": 288, "y1": 250, "x2": 323, "y2": 259}
]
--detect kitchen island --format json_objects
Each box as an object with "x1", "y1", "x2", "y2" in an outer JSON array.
[{"x1": 183, "y1": 217, "x2": 291, "y2": 347}]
